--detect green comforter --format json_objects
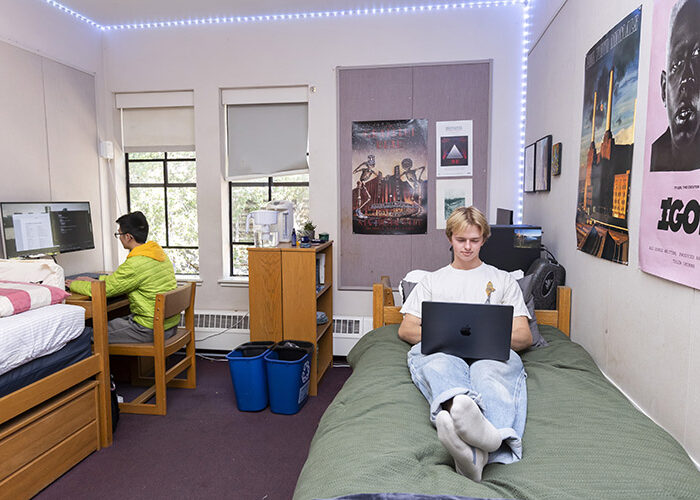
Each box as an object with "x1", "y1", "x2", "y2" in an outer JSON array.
[{"x1": 294, "y1": 326, "x2": 700, "y2": 500}]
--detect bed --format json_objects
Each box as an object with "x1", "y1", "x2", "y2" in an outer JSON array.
[
  {"x1": 293, "y1": 278, "x2": 700, "y2": 500},
  {"x1": 0, "y1": 281, "x2": 115, "y2": 499}
]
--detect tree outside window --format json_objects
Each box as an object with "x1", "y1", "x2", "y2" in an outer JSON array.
[
  {"x1": 126, "y1": 151, "x2": 199, "y2": 275},
  {"x1": 229, "y1": 173, "x2": 309, "y2": 276}
]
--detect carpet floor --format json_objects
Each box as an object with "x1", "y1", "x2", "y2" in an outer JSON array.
[{"x1": 36, "y1": 358, "x2": 351, "y2": 500}]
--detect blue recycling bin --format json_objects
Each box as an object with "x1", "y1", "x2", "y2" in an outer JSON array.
[
  {"x1": 226, "y1": 341, "x2": 275, "y2": 411},
  {"x1": 264, "y1": 340, "x2": 314, "y2": 415}
]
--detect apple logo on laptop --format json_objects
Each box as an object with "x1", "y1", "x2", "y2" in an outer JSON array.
[{"x1": 460, "y1": 325, "x2": 472, "y2": 336}]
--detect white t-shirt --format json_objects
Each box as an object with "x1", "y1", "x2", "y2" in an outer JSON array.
[{"x1": 400, "y1": 263, "x2": 530, "y2": 319}]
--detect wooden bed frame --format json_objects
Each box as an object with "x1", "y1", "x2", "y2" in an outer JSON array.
[
  {"x1": 0, "y1": 281, "x2": 116, "y2": 499},
  {"x1": 373, "y1": 276, "x2": 571, "y2": 336}
]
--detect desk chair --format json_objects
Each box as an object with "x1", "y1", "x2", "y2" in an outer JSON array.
[{"x1": 108, "y1": 282, "x2": 196, "y2": 415}]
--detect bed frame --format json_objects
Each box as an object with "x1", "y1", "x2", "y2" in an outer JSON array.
[
  {"x1": 0, "y1": 281, "x2": 114, "y2": 499},
  {"x1": 373, "y1": 276, "x2": 571, "y2": 335}
]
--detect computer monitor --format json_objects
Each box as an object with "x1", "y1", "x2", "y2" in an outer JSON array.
[
  {"x1": 480, "y1": 224, "x2": 542, "y2": 273},
  {"x1": 0, "y1": 202, "x2": 94, "y2": 258}
]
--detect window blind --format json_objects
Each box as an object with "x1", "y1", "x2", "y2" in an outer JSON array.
[{"x1": 225, "y1": 102, "x2": 308, "y2": 179}]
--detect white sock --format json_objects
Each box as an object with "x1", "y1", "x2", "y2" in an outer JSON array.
[
  {"x1": 436, "y1": 410, "x2": 489, "y2": 482},
  {"x1": 449, "y1": 394, "x2": 502, "y2": 453}
]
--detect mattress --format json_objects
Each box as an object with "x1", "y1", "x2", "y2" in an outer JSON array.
[
  {"x1": 0, "y1": 303, "x2": 86, "y2": 377},
  {"x1": 0, "y1": 326, "x2": 92, "y2": 398},
  {"x1": 294, "y1": 325, "x2": 700, "y2": 500}
]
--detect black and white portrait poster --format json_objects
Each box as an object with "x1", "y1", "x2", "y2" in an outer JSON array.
[
  {"x1": 576, "y1": 8, "x2": 641, "y2": 265},
  {"x1": 351, "y1": 119, "x2": 428, "y2": 235},
  {"x1": 436, "y1": 120, "x2": 472, "y2": 176},
  {"x1": 640, "y1": 0, "x2": 700, "y2": 289}
]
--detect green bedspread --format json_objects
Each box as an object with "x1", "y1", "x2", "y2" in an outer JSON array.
[{"x1": 294, "y1": 325, "x2": 700, "y2": 500}]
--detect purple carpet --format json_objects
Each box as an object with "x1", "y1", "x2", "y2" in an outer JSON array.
[{"x1": 37, "y1": 358, "x2": 351, "y2": 499}]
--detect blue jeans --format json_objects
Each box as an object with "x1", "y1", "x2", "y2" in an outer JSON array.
[{"x1": 407, "y1": 343, "x2": 527, "y2": 464}]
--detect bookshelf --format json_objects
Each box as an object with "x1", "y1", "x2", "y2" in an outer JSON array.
[{"x1": 247, "y1": 241, "x2": 333, "y2": 396}]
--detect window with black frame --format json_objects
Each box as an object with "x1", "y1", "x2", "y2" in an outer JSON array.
[
  {"x1": 125, "y1": 151, "x2": 199, "y2": 275},
  {"x1": 229, "y1": 173, "x2": 309, "y2": 277}
]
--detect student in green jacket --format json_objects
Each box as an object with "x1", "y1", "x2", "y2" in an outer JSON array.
[{"x1": 66, "y1": 211, "x2": 179, "y2": 343}]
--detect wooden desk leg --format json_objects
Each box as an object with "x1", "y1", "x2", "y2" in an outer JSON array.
[{"x1": 91, "y1": 282, "x2": 112, "y2": 448}]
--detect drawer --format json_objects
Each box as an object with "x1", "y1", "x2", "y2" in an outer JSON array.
[
  {"x1": 0, "y1": 382, "x2": 98, "y2": 479},
  {"x1": 0, "y1": 421, "x2": 98, "y2": 500}
]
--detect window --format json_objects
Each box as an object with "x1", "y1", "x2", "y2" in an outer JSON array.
[
  {"x1": 229, "y1": 173, "x2": 309, "y2": 276},
  {"x1": 126, "y1": 151, "x2": 199, "y2": 275}
]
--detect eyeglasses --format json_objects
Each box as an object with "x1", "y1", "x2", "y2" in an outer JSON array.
[{"x1": 114, "y1": 232, "x2": 126, "y2": 239}]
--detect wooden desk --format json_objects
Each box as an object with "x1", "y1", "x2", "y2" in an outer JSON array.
[{"x1": 66, "y1": 287, "x2": 129, "y2": 448}]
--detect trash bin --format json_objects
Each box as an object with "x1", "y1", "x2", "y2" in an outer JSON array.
[
  {"x1": 264, "y1": 340, "x2": 314, "y2": 415},
  {"x1": 226, "y1": 341, "x2": 275, "y2": 411}
]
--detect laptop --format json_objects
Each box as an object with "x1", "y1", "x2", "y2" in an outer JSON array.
[{"x1": 421, "y1": 302, "x2": 514, "y2": 361}]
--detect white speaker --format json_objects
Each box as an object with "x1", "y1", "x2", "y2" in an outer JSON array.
[{"x1": 99, "y1": 140, "x2": 114, "y2": 159}]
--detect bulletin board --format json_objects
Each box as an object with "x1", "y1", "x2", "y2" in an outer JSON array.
[{"x1": 337, "y1": 62, "x2": 492, "y2": 289}]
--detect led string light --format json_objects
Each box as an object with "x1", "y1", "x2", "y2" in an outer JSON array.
[
  {"x1": 517, "y1": 1, "x2": 530, "y2": 224},
  {"x1": 46, "y1": 0, "x2": 530, "y2": 219}
]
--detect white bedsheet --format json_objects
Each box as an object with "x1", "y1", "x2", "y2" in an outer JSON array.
[{"x1": 0, "y1": 304, "x2": 86, "y2": 377}]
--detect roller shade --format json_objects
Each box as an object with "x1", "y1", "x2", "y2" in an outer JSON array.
[
  {"x1": 226, "y1": 102, "x2": 308, "y2": 179},
  {"x1": 121, "y1": 107, "x2": 195, "y2": 152}
]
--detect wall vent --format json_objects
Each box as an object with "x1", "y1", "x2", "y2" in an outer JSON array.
[
  {"x1": 180, "y1": 311, "x2": 249, "y2": 330},
  {"x1": 333, "y1": 317, "x2": 362, "y2": 336},
  {"x1": 333, "y1": 316, "x2": 373, "y2": 356}
]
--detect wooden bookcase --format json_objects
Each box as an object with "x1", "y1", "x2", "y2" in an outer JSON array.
[{"x1": 247, "y1": 241, "x2": 333, "y2": 396}]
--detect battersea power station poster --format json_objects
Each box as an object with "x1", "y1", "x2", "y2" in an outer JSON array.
[
  {"x1": 576, "y1": 8, "x2": 641, "y2": 265},
  {"x1": 640, "y1": 0, "x2": 700, "y2": 290},
  {"x1": 351, "y1": 119, "x2": 428, "y2": 235}
]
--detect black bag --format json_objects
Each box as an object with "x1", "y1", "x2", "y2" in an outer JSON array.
[{"x1": 110, "y1": 374, "x2": 120, "y2": 433}]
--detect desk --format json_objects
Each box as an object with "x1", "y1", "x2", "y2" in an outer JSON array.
[{"x1": 65, "y1": 287, "x2": 129, "y2": 447}]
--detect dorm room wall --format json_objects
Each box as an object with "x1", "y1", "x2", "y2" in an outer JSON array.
[
  {"x1": 98, "y1": 5, "x2": 525, "y2": 316},
  {"x1": 524, "y1": 0, "x2": 700, "y2": 463},
  {"x1": 0, "y1": 0, "x2": 108, "y2": 275}
]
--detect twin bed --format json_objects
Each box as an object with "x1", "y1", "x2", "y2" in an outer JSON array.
[
  {"x1": 294, "y1": 279, "x2": 700, "y2": 499},
  {"x1": 0, "y1": 281, "x2": 114, "y2": 499}
]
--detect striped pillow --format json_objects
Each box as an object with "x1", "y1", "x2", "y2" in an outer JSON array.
[{"x1": 0, "y1": 280, "x2": 70, "y2": 318}]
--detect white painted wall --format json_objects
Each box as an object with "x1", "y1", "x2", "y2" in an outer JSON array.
[
  {"x1": 99, "y1": 6, "x2": 526, "y2": 316},
  {"x1": 525, "y1": 0, "x2": 700, "y2": 463}
]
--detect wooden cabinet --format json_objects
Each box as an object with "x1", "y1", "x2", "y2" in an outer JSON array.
[{"x1": 248, "y1": 241, "x2": 333, "y2": 396}]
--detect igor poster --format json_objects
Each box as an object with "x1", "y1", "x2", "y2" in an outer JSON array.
[
  {"x1": 576, "y1": 8, "x2": 641, "y2": 265},
  {"x1": 351, "y1": 119, "x2": 428, "y2": 235},
  {"x1": 640, "y1": 0, "x2": 700, "y2": 289}
]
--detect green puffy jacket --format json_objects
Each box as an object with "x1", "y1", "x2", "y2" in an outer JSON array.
[{"x1": 70, "y1": 241, "x2": 179, "y2": 330}]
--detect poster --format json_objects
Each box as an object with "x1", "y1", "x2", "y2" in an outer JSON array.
[
  {"x1": 576, "y1": 8, "x2": 641, "y2": 265},
  {"x1": 535, "y1": 135, "x2": 552, "y2": 191},
  {"x1": 436, "y1": 179, "x2": 473, "y2": 229},
  {"x1": 436, "y1": 120, "x2": 472, "y2": 176},
  {"x1": 524, "y1": 143, "x2": 535, "y2": 193},
  {"x1": 639, "y1": 0, "x2": 700, "y2": 290},
  {"x1": 352, "y1": 119, "x2": 428, "y2": 234}
]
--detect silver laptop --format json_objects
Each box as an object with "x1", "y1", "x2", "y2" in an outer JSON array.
[{"x1": 421, "y1": 302, "x2": 514, "y2": 361}]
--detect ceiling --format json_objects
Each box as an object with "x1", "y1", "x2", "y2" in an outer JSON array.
[{"x1": 55, "y1": 0, "x2": 448, "y2": 26}]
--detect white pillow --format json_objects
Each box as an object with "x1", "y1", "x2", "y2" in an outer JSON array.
[{"x1": 399, "y1": 269, "x2": 430, "y2": 304}]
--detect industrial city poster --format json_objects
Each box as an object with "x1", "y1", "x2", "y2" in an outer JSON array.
[
  {"x1": 576, "y1": 8, "x2": 641, "y2": 265},
  {"x1": 352, "y1": 119, "x2": 428, "y2": 235},
  {"x1": 639, "y1": 0, "x2": 700, "y2": 290}
]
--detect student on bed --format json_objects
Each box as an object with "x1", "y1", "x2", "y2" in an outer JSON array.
[
  {"x1": 398, "y1": 206, "x2": 532, "y2": 482},
  {"x1": 66, "y1": 211, "x2": 179, "y2": 343}
]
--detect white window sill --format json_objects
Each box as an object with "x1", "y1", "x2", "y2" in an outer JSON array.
[
  {"x1": 176, "y1": 275, "x2": 203, "y2": 286},
  {"x1": 218, "y1": 277, "x2": 249, "y2": 287}
]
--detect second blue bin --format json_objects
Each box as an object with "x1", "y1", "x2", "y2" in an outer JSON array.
[
  {"x1": 264, "y1": 341, "x2": 314, "y2": 415},
  {"x1": 226, "y1": 341, "x2": 275, "y2": 411}
]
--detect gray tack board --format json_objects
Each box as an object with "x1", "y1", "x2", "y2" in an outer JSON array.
[{"x1": 338, "y1": 62, "x2": 491, "y2": 289}]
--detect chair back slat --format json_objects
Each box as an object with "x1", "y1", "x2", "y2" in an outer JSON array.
[{"x1": 161, "y1": 284, "x2": 194, "y2": 318}]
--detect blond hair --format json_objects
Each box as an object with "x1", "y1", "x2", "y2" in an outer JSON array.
[{"x1": 445, "y1": 206, "x2": 490, "y2": 241}]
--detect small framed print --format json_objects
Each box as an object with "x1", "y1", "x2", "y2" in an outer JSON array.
[
  {"x1": 552, "y1": 142, "x2": 562, "y2": 176},
  {"x1": 524, "y1": 142, "x2": 536, "y2": 193},
  {"x1": 535, "y1": 135, "x2": 552, "y2": 191}
]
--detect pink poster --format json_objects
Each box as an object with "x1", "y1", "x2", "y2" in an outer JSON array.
[{"x1": 640, "y1": 0, "x2": 700, "y2": 289}]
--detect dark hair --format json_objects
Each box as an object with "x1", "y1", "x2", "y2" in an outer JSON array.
[{"x1": 116, "y1": 211, "x2": 149, "y2": 243}]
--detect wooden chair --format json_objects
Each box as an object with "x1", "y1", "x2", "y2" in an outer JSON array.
[{"x1": 108, "y1": 282, "x2": 197, "y2": 415}]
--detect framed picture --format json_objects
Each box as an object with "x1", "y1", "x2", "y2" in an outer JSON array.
[
  {"x1": 552, "y1": 142, "x2": 562, "y2": 176},
  {"x1": 535, "y1": 135, "x2": 552, "y2": 191},
  {"x1": 524, "y1": 142, "x2": 536, "y2": 193}
]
